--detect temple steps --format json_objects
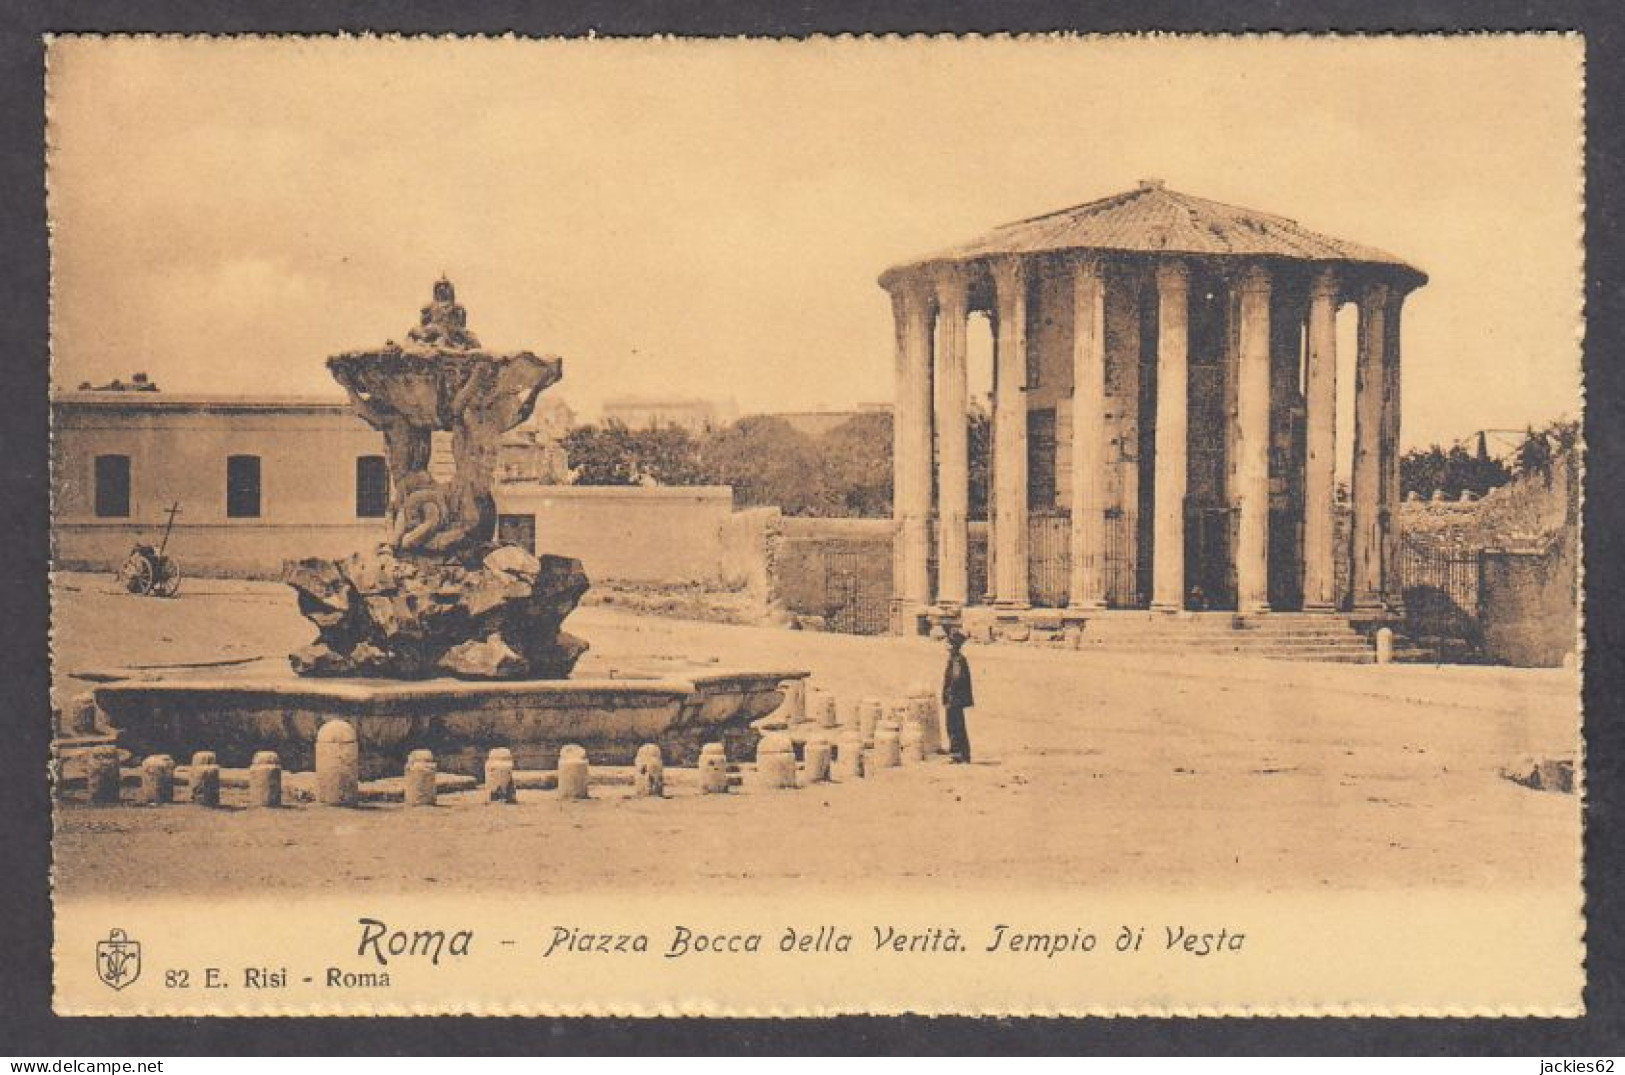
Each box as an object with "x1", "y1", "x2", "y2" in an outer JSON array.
[{"x1": 1068, "y1": 612, "x2": 1378, "y2": 664}]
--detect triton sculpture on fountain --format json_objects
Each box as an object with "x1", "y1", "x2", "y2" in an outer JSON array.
[{"x1": 282, "y1": 279, "x2": 591, "y2": 680}]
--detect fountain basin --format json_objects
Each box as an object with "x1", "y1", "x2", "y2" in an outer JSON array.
[{"x1": 92, "y1": 670, "x2": 806, "y2": 780}]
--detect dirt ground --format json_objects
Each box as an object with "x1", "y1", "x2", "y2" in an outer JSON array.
[{"x1": 51, "y1": 573, "x2": 1581, "y2": 898}]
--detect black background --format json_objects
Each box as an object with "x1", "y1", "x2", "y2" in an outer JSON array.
[{"x1": 2, "y1": 0, "x2": 1621, "y2": 1055}]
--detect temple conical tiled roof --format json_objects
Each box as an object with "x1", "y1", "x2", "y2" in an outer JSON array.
[{"x1": 881, "y1": 180, "x2": 1426, "y2": 287}]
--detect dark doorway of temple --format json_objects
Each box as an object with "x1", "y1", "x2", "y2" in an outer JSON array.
[{"x1": 1185, "y1": 507, "x2": 1236, "y2": 610}]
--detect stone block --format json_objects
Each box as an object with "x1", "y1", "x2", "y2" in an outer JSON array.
[
  {"x1": 190, "y1": 752, "x2": 221, "y2": 807},
  {"x1": 1375, "y1": 626, "x2": 1395, "y2": 665},
  {"x1": 316, "y1": 720, "x2": 360, "y2": 806},
  {"x1": 900, "y1": 722, "x2": 925, "y2": 764},
  {"x1": 634, "y1": 743, "x2": 665, "y2": 797},
  {"x1": 815, "y1": 692, "x2": 839, "y2": 729},
  {"x1": 248, "y1": 751, "x2": 282, "y2": 808},
  {"x1": 699, "y1": 742, "x2": 730, "y2": 794},
  {"x1": 833, "y1": 734, "x2": 865, "y2": 781},
  {"x1": 85, "y1": 747, "x2": 121, "y2": 804},
  {"x1": 858, "y1": 698, "x2": 883, "y2": 746},
  {"x1": 485, "y1": 747, "x2": 517, "y2": 804},
  {"x1": 802, "y1": 737, "x2": 832, "y2": 784},
  {"x1": 140, "y1": 754, "x2": 175, "y2": 806},
  {"x1": 404, "y1": 751, "x2": 438, "y2": 807},
  {"x1": 557, "y1": 744, "x2": 590, "y2": 799},
  {"x1": 755, "y1": 731, "x2": 797, "y2": 790},
  {"x1": 874, "y1": 727, "x2": 902, "y2": 769}
]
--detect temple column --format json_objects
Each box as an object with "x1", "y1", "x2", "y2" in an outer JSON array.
[
  {"x1": 1067, "y1": 255, "x2": 1108, "y2": 609},
  {"x1": 889, "y1": 275, "x2": 934, "y2": 624},
  {"x1": 1235, "y1": 265, "x2": 1273, "y2": 614},
  {"x1": 1350, "y1": 280, "x2": 1390, "y2": 609},
  {"x1": 1381, "y1": 288, "x2": 1407, "y2": 608},
  {"x1": 1150, "y1": 259, "x2": 1189, "y2": 611},
  {"x1": 990, "y1": 256, "x2": 1030, "y2": 608},
  {"x1": 1301, "y1": 268, "x2": 1340, "y2": 610},
  {"x1": 933, "y1": 267, "x2": 971, "y2": 607}
]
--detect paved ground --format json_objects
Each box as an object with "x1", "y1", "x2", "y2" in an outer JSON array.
[{"x1": 51, "y1": 573, "x2": 1580, "y2": 898}]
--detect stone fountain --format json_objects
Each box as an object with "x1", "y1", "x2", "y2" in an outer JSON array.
[
  {"x1": 283, "y1": 278, "x2": 588, "y2": 680},
  {"x1": 88, "y1": 281, "x2": 803, "y2": 778}
]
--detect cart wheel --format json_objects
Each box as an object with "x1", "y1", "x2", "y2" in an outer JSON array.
[
  {"x1": 118, "y1": 552, "x2": 155, "y2": 595},
  {"x1": 153, "y1": 557, "x2": 182, "y2": 598}
]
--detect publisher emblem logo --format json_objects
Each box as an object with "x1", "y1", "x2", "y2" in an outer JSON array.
[{"x1": 96, "y1": 928, "x2": 141, "y2": 990}]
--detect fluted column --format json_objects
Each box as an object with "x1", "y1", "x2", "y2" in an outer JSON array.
[
  {"x1": 933, "y1": 267, "x2": 971, "y2": 607},
  {"x1": 1302, "y1": 269, "x2": 1340, "y2": 610},
  {"x1": 890, "y1": 276, "x2": 934, "y2": 621},
  {"x1": 1381, "y1": 288, "x2": 1406, "y2": 609},
  {"x1": 1151, "y1": 260, "x2": 1189, "y2": 611},
  {"x1": 1350, "y1": 281, "x2": 1390, "y2": 609},
  {"x1": 1068, "y1": 255, "x2": 1108, "y2": 609},
  {"x1": 1235, "y1": 265, "x2": 1273, "y2": 614},
  {"x1": 990, "y1": 257, "x2": 1030, "y2": 608}
]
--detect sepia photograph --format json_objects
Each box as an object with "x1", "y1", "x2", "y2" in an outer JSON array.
[{"x1": 44, "y1": 32, "x2": 1584, "y2": 1016}]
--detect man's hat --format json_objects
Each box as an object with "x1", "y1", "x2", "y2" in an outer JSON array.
[{"x1": 946, "y1": 627, "x2": 968, "y2": 645}]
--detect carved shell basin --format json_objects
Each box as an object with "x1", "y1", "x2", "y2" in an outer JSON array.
[{"x1": 327, "y1": 347, "x2": 563, "y2": 430}]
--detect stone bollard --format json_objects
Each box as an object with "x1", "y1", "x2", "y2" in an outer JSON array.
[
  {"x1": 802, "y1": 736, "x2": 833, "y2": 784},
  {"x1": 1374, "y1": 627, "x2": 1395, "y2": 665},
  {"x1": 85, "y1": 746, "x2": 121, "y2": 805},
  {"x1": 755, "y1": 732, "x2": 797, "y2": 790},
  {"x1": 910, "y1": 691, "x2": 944, "y2": 755},
  {"x1": 815, "y1": 692, "x2": 839, "y2": 730},
  {"x1": 67, "y1": 693, "x2": 102, "y2": 737},
  {"x1": 777, "y1": 678, "x2": 807, "y2": 724},
  {"x1": 485, "y1": 747, "x2": 517, "y2": 804},
  {"x1": 699, "y1": 742, "x2": 730, "y2": 794},
  {"x1": 900, "y1": 721, "x2": 926, "y2": 764},
  {"x1": 633, "y1": 743, "x2": 665, "y2": 797},
  {"x1": 557, "y1": 744, "x2": 590, "y2": 799},
  {"x1": 189, "y1": 751, "x2": 221, "y2": 807},
  {"x1": 248, "y1": 751, "x2": 282, "y2": 808},
  {"x1": 858, "y1": 698, "x2": 883, "y2": 746},
  {"x1": 316, "y1": 720, "x2": 360, "y2": 807},
  {"x1": 874, "y1": 722, "x2": 902, "y2": 768},
  {"x1": 404, "y1": 750, "x2": 437, "y2": 807},
  {"x1": 833, "y1": 733, "x2": 865, "y2": 781},
  {"x1": 140, "y1": 755, "x2": 176, "y2": 805}
]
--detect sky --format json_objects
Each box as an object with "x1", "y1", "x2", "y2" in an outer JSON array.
[{"x1": 47, "y1": 34, "x2": 1583, "y2": 449}]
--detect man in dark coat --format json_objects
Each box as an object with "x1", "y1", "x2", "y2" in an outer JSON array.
[{"x1": 942, "y1": 628, "x2": 975, "y2": 763}]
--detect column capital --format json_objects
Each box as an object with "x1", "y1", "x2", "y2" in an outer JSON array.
[
  {"x1": 931, "y1": 263, "x2": 971, "y2": 308},
  {"x1": 988, "y1": 255, "x2": 1027, "y2": 294},
  {"x1": 1237, "y1": 263, "x2": 1272, "y2": 296},
  {"x1": 1309, "y1": 267, "x2": 1340, "y2": 302},
  {"x1": 1154, "y1": 258, "x2": 1189, "y2": 289},
  {"x1": 887, "y1": 272, "x2": 932, "y2": 311},
  {"x1": 1068, "y1": 251, "x2": 1105, "y2": 280},
  {"x1": 1359, "y1": 279, "x2": 1391, "y2": 309}
]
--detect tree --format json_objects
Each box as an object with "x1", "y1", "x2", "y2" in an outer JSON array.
[
  {"x1": 699, "y1": 415, "x2": 839, "y2": 516},
  {"x1": 1401, "y1": 438, "x2": 1511, "y2": 500},
  {"x1": 560, "y1": 422, "x2": 641, "y2": 485},
  {"x1": 819, "y1": 411, "x2": 892, "y2": 518},
  {"x1": 560, "y1": 421, "x2": 704, "y2": 486}
]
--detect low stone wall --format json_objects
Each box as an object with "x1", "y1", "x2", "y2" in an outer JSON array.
[
  {"x1": 776, "y1": 518, "x2": 895, "y2": 633},
  {"x1": 57, "y1": 485, "x2": 748, "y2": 587}
]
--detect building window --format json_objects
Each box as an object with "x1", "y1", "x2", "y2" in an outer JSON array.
[
  {"x1": 497, "y1": 514, "x2": 537, "y2": 554},
  {"x1": 226, "y1": 455, "x2": 261, "y2": 518},
  {"x1": 356, "y1": 455, "x2": 389, "y2": 518},
  {"x1": 94, "y1": 454, "x2": 130, "y2": 518}
]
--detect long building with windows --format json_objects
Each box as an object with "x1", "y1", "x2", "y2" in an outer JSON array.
[
  {"x1": 50, "y1": 391, "x2": 739, "y2": 584},
  {"x1": 879, "y1": 180, "x2": 1427, "y2": 636}
]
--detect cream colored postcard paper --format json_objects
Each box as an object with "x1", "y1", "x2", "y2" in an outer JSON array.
[{"x1": 47, "y1": 33, "x2": 1584, "y2": 1016}]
